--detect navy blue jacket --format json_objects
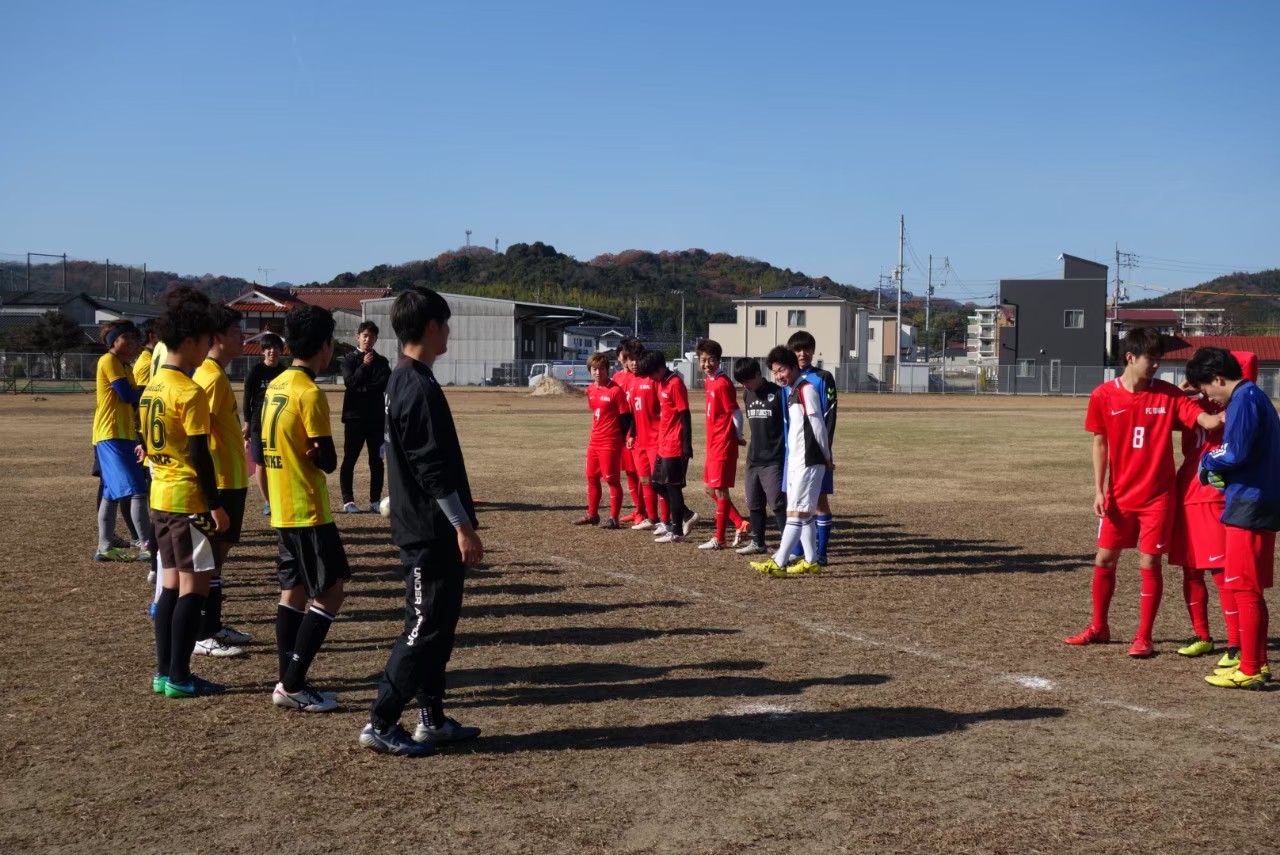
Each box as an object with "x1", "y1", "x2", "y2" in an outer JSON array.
[{"x1": 1201, "y1": 380, "x2": 1280, "y2": 531}]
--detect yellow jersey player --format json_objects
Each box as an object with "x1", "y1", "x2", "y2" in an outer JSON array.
[
  {"x1": 264, "y1": 305, "x2": 349, "y2": 714},
  {"x1": 132, "y1": 320, "x2": 158, "y2": 387},
  {"x1": 143, "y1": 287, "x2": 229, "y2": 699},
  {"x1": 191, "y1": 306, "x2": 252, "y2": 658},
  {"x1": 93, "y1": 319, "x2": 149, "y2": 563}
]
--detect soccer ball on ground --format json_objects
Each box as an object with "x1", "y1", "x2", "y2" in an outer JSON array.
[{"x1": 379, "y1": 496, "x2": 391, "y2": 517}]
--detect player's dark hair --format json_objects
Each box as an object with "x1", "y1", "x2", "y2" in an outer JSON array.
[
  {"x1": 391, "y1": 286, "x2": 451, "y2": 344},
  {"x1": 1185, "y1": 347, "x2": 1243, "y2": 386},
  {"x1": 733, "y1": 357, "x2": 762, "y2": 384},
  {"x1": 695, "y1": 339, "x2": 722, "y2": 359},
  {"x1": 787, "y1": 330, "x2": 816, "y2": 351},
  {"x1": 617, "y1": 338, "x2": 644, "y2": 357},
  {"x1": 767, "y1": 345, "x2": 799, "y2": 370},
  {"x1": 285, "y1": 305, "x2": 336, "y2": 360},
  {"x1": 259, "y1": 332, "x2": 284, "y2": 351},
  {"x1": 586, "y1": 352, "x2": 610, "y2": 370},
  {"x1": 636, "y1": 350, "x2": 666, "y2": 377},
  {"x1": 1120, "y1": 327, "x2": 1163, "y2": 361},
  {"x1": 100, "y1": 319, "x2": 139, "y2": 348},
  {"x1": 209, "y1": 305, "x2": 242, "y2": 336},
  {"x1": 358, "y1": 321, "x2": 379, "y2": 336},
  {"x1": 155, "y1": 287, "x2": 215, "y2": 350},
  {"x1": 139, "y1": 319, "x2": 157, "y2": 342}
]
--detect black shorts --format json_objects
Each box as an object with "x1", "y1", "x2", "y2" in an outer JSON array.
[
  {"x1": 210, "y1": 488, "x2": 248, "y2": 547},
  {"x1": 652, "y1": 456, "x2": 688, "y2": 488},
  {"x1": 276, "y1": 522, "x2": 351, "y2": 598},
  {"x1": 152, "y1": 510, "x2": 217, "y2": 574},
  {"x1": 248, "y1": 428, "x2": 265, "y2": 466}
]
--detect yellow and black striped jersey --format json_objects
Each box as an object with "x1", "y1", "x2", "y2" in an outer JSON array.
[
  {"x1": 93, "y1": 352, "x2": 139, "y2": 444},
  {"x1": 194, "y1": 357, "x2": 248, "y2": 490},
  {"x1": 142, "y1": 365, "x2": 212, "y2": 514},
  {"x1": 133, "y1": 347, "x2": 154, "y2": 387},
  {"x1": 262, "y1": 366, "x2": 333, "y2": 528}
]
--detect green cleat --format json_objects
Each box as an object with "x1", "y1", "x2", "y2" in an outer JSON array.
[
  {"x1": 750, "y1": 558, "x2": 783, "y2": 576},
  {"x1": 163, "y1": 674, "x2": 226, "y2": 699},
  {"x1": 1205, "y1": 668, "x2": 1268, "y2": 690},
  {"x1": 1213, "y1": 662, "x2": 1271, "y2": 680},
  {"x1": 151, "y1": 674, "x2": 167, "y2": 694},
  {"x1": 1177, "y1": 637, "x2": 1215, "y2": 657},
  {"x1": 785, "y1": 559, "x2": 823, "y2": 576},
  {"x1": 1217, "y1": 647, "x2": 1241, "y2": 669},
  {"x1": 94, "y1": 547, "x2": 135, "y2": 563}
]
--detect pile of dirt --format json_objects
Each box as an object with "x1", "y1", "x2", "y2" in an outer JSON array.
[{"x1": 529, "y1": 376, "x2": 583, "y2": 397}]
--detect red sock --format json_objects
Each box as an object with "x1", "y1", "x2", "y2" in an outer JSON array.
[
  {"x1": 1137, "y1": 563, "x2": 1163, "y2": 642},
  {"x1": 715, "y1": 498, "x2": 728, "y2": 543},
  {"x1": 1090, "y1": 565, "x2": 1116, "y2": 630},
  {"x1": 1234, "y1": 589, "x2": 1265, "y2": 676},
  {"x1": 586, "y1": 479, "x2": 601, "y2": 517},
  {"x1": 1182, "y1": 569, "x2": 1210, "y2": 641},
  {"x1": 626, "y1": 473, "x2": 643, "y2": 518},
  {"x1": 1261, "y1": 599, "x2": 1271, "y2": 668},
  {"x1": 607, "y1": 481, "x2": 622, "y2": 520},
  {"x1": 643, "y1": 483, "x2": 660, "y2": 522},
  {"x1": 658, "y1": 494, "x2": 670, "y2": 525},
  {"x1": 1210, "y1": 570, "x2": 1241, "y2": 648},
  {"x1": 727, "y1": 501, "x2": 745, "y2": 530}
]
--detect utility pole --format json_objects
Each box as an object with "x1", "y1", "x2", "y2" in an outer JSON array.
[
  {"x1": 1111, "y1": 246, "x2": 1138, "y2": 359},
  {"x1": 894, "y1": 215, "x2": 905, "y2": 391},
  {"x1": 258, "y1": 267, "x2": 275, "y2": 288},
  {"x1": 494, "y1": 237, "x2": 499, "y2": 253},
  {"x1": 465, "y1": 230, "x2": 472, "y2": 254},
  {"x1": 925, "y1": 254, "x2": 932, "y2": 365}
]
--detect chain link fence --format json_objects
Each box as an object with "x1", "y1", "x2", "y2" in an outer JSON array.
[{"x1": 5, "y1": 351, "x2": 1279, "y2": 399}]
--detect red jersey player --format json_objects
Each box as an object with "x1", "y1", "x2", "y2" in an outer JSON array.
[
  {"x1": 612, "y1": 340, "x2": 647, "y2": 525},
  {"x1": 694, "y1": 339, "x2": 749, "y2": 550},
  {"x1": 1170, "y1": 350, "x2": 1258, "y2": 665},
  {"x1": 1067, "y1": 328, "x2": 1222, "y2": 657},
  {"x1": 640, "y1": 350, "x2": 696, "y2": 544},
  {"x1": 574, "y1": 353, "x2": 631, "y2": 529},
  {"x1": 627, "y1": 347, "x2": 668, "y2": 531}
]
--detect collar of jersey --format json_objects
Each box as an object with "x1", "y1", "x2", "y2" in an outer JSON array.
[{"x1": 287, "y1": 365, "x2": 317, "y2": 379}]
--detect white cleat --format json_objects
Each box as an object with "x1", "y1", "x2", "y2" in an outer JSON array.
[
  {"x1": 193, "y1": 637, "x2": 246, "y2": 657},
  {"x1": 272, "y1": 682, "x2": 338, "y2": 712},
  {"x1": 735, "y1": 542, "x2": 767, "y2": 556},
  {"x1": 342, "y1": 502, "x2": 362, "y2": 514},
  {"x1": 214, "y1": 625, "x2": 252, "y2": 645},
  {"x1": 697, "y1": 538, "x2": 724, "y2": 551},
  {"x1": 652, "y1": 523, "x2": 670, "y2": 538},
  {"x1": 631, "y1": 518, "x2": 654, "y2": 531},
  {"x1": 654, "y1": 532, "x2": 686, "y2": 544},
  {"x1": 731, "y1": 525, "x2": 750, "y2": 548},
  {"x1": 682, "y1": 512, "x2": 700, "y2": 537}
]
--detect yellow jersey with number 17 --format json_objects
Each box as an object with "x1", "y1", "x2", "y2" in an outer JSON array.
[
  {"x1": 193, "y1": 357, "x2": 248, "y2": 490},
  {"x1": 142, "y1": 365, "x2": 212, "y2": 514},
  {"x1": 262, "y1": 366, "x2": 333, "y2": 528}
]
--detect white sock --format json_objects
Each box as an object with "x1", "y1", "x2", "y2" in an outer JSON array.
[
  {"x1": 800, "y1": 518, "x2": 818, "y2": 562},
  {"x1": 773, "y1": 519, "x2": 805, "y2": 566}
]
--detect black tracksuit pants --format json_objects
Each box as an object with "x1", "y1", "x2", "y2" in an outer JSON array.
[
  {"x1": 369, "y1": 544, "x2": 466, "y2": 731},
  {"x1": 339, "y1": 418, "x2": 385, "y2": 505}
]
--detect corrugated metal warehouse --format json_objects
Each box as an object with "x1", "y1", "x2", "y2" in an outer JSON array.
[{"x1": 361, "y1": 291, "x2": 617, "y2": 385}]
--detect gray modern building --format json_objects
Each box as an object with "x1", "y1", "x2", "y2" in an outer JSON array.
[
  {"x1": 998, "y1": 254, "x2": 1108, "y2": 393},
  {"x1": 361, "y1": 291, "x2": 616, "y2": 385}
]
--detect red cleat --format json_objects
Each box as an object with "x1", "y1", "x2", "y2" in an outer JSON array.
[
  {"x1": 1127, "y1": 637, "x2": 1155, "y2": 658},
  {"x1": 1064, "y1": 625, "x2": 1110, "y2": 646}
]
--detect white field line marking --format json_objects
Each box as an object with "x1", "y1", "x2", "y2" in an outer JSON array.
[
  {"x1": 721, "y1": 702, "x2": 794, "y2": 718},
  {"x1": 532, "y1": 552, "x2": 1280, "y2": 752}
]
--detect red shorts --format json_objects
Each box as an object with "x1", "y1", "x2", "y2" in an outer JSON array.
[
  {"x1": 1223, "y1": 526, "x2": 1276, "y2": 593},
  {"x1": 1171, "y1": 501, "x2": 1227, "y2": 569},
  {"x1": 703, "y1": 456, "x2": 737, "y2": 490},
  {"x1": 620, "y1": 446, "x2": 636, "y2": 473},
  {"x1": 1097, "y1": 503, "x2": 1174, "y2": 555},
  {"x1": 585, "y1": 445, "x2": 622, "y2": 482},
  {"x1": 633, "y1": 445, "x2": 658, "y2": 478}
]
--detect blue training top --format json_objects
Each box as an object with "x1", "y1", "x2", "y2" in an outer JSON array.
[{"x1": 1201, "y1": 380, "x2": 1280, "y2": 531}]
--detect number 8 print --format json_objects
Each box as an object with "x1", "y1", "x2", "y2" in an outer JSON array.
[{"x1": 1132, "y1": 426, "x2": 1145, "y2": 449}]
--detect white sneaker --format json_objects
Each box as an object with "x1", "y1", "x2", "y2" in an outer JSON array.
[
  {"x1": 698, "y1": 537, "x2": 724, "y2": 550},
  {"x1": 146, "y1": 569, "x2": 157, "y2": 584},
  {"x1": 214, "y1": 625, "x2": 252, "y2": 645},
  {"x1": 194, "y1": 637, "x2": 246, "y2": 657},
  {"x1": 682, "y1": 511, "x2": 700, "y2": 536},
  {"x1": 631, "y1": 518, "x2": 654, "y2": 531},
  {"x1": 342, "y1": 502, "x2": 362, "y2": 514},
  {"x1": 272, "y1": 682, "x2": 338, "y2": 712},
  {"x1": 654, "y1": 532, "x2": 685, "y2": 544},
  {"x1": 735, "y1": 542, "x2": 767, "y2": 556},
  {"x1": 652, "y1": 523, "x2": 670, "y2": 538}
]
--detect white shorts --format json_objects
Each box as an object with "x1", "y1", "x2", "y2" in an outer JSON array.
[{"x1": 785, "y1": 465, "x2": 824, "y2": 514}]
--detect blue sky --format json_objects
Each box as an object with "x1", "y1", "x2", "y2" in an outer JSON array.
[{"x1": 3, "y1": 1, "x2": 1277, "y2": 303}]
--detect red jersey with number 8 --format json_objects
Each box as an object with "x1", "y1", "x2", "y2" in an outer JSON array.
[{"x1": 1085, "y1": 377, "x2": 1201, "y2": 511}]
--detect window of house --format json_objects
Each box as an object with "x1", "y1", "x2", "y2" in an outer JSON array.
[
  {"x1": 787, "y1": 310, "x2": 806, "y2": 327},
  {"x1": 868, "y1": 327, "x2": 875, "y2": 341},
  {"x1": 753, "y1": 309, "x2": 767, "y2": 327},
  {"x1": 1064, "y1": 310, "x2": 1084, "y2": 329},
  {"x1": 1017, "y1": 359, "x2": 1036, "y2": 378}
]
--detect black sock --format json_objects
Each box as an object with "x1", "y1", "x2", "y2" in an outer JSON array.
[
  {"x1": 275, "y1": 604, "x2": 305, "y2": 683},
  {"x1": 666, "y1": 486, "x2": 686, "y2": 531},
  {"x1": 420, "y1": 695, "x2": 445, "y2": 729},
  {"x1": 154, "y1": 587, "x2": 179, "y2": 677},
  {"x1": 169, "y1": 592, "x2": 206, "y2": 684},
  {"x1": 773, "y1": 509, "x2": 788, "y2": 540},
  {"x1": 200, "y1": 578, "x2": 223, "y2": 639},
  {"x1": 283, "y1": 605, "x2": 335, "y2": 692},
  {"x1": 749, "y1": 508, "x2": 767, "y2": 547}
]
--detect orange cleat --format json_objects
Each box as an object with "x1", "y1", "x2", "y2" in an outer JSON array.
[
  {"x1": 1127, "y1": 637, "x2": 1155, "y2": 658},
  {"x1": 1064, "y1": 625, "x2": 1110, "y2": 646}
]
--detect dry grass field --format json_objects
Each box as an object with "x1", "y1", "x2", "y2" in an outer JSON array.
[{"x1": 3, "y1": 388, "x2": 1279, "y2": 854}]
